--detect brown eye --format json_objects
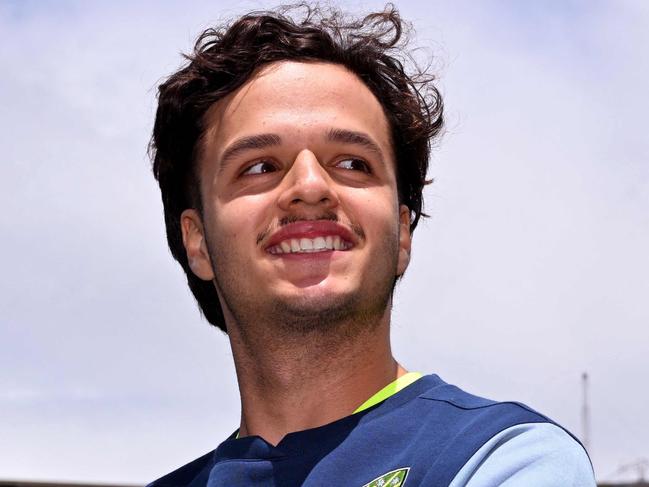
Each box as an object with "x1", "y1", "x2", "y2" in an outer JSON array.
[
  {"x1": 335, "y1": 158, "x2": 371, "y2": 173},
  {"x1": 242, "y1": 160, "x2": 277, "y2": 176}
]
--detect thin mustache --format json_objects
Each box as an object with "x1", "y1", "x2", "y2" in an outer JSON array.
[{"x1": 256, "y1": 212, "x2": 365, "y2": 245}]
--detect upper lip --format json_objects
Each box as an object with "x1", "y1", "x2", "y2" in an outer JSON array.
[{"x1": 264, "y1": 220, "x2": 358, "y2": 250}]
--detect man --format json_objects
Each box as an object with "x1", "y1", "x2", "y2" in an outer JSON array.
[{"x1": 148, "y1": 5, "x2": 595, "y2": 486}]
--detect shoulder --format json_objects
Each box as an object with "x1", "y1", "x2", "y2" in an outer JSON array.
[
  {"x1": 448, "y1": 422, "x2": 596, "y2": 487},
  {"x1": 403, "y1": 376, "x2": 594, "y2": 486},
  {"x1": 146, "y1": 449, "x2": 216, "y2": 487},
  {"x1": 412, "y1": 376, "x2": 556, "y2": 445}
]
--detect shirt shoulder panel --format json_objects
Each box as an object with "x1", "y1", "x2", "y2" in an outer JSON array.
[{"x1": 447, "y1": 422, "x2": 596, "y2": 487}]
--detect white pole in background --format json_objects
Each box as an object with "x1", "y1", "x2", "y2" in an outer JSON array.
[{"x1": 581, "y1": 372, "x2": 590, "y2": 453}]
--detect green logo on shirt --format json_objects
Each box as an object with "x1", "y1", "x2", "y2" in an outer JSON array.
[{"x1": 362, "y1": 467, "x2": 410, "y2": 487}]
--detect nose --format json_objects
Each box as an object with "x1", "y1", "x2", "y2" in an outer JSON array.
[{"x1": 277, "y1": 149, "x2": 338, "y2": 212}]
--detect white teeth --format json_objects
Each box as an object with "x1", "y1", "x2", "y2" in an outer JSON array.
[
  {"x1": 299, "y1": 238, "x2": 313, "y2": 250},
  {"x1": 313, "y1": 236, "x2": 327, "y2": 250},
  {"x1": 270, "y1": 236, "x2": 352, "y2": 254}
]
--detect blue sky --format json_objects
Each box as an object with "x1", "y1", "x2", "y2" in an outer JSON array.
[{"x1": 1, "y1": 1, "x2": 647, "y2": 484}]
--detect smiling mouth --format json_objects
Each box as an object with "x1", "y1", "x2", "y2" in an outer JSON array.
[{"x1": 267, "y1": 236, "x2": 353, "y2": 255}]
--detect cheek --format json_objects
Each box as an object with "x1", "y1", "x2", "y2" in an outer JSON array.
[
  {"x1": 353, "y1": 189, "x2": 400, "y2": 234},
  {"x1": 209, "y1": 195, "x2": 271, "y2": 249}
]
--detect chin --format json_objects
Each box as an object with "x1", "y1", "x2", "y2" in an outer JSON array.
[
  {"x1": 267, "y1": 284, "x2": 390, "y2": 337},
  {"x1": 276, "y1": 287, "x2": 352, "y2": 313}
]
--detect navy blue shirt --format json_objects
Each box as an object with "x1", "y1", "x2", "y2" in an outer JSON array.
[{"x1": 148, "y1": 374, "x2": 594, "y2": 486}]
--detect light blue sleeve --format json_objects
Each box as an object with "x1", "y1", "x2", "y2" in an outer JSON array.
[{"x1": 448, "y1": 422, "x2": 596, "y2": 487}]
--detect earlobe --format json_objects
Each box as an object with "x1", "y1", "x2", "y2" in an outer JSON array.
[
  {"x1": 396, "y1": 205, "x2": 412, "y2": 276},
  {"x1": 180, "y1": 209, "x2": 215, "y2": 281}
]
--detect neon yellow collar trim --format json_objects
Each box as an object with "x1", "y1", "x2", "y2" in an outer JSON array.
[
  {"x1": 352, "y1": 371, "x2": 423, "y2": 414},
  {"x1": 235, "y1": 372, "x2": 423, "y2": 439}
]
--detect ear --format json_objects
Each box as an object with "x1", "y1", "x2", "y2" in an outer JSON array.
[
  {"x1": 396, "y1": 205, "x2": 412, "y2": 276},
  {"x1": 180, "y1": 209, "x2": 215, "y2": 281}
]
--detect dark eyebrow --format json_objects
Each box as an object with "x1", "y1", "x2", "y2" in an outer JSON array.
[
  {"x1": 219, "y1": 133, "x2": 282, "y2": 170},
  {"x1": 326, "y1": 128, "x2": 385, "y2": 163}
]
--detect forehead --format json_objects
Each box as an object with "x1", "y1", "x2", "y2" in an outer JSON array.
[{"x1": 200, "y1": 61, "x2": 393, "y2": 162}]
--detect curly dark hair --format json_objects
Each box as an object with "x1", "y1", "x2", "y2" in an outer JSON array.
[{"x1": 150, "y1": 3, "x2": 444, "y2": 332}]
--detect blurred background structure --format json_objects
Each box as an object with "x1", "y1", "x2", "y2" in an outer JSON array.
[
  {"x1": 1, "y1": 0, "x2": 647, "y2": 484},
  {"x1": 0, "y1": 482, "x2": 135, "y2": 487}
]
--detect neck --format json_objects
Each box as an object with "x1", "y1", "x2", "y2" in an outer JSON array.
[{"x1": 226, "y1": 308, "x2": 406, "y2": 446}]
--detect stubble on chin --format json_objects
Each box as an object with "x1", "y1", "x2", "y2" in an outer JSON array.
[
  {"x1": 205, "y1": 217, "x2": 399, "y2": 347},
  {"x1": 265, "y1": 288, "x2": 392, "y2": 338},
  {"x1": 214, "y1": 253, "x2": 398, "y2": 356}
]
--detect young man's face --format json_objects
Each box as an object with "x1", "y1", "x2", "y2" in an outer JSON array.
[{"x1": 182, "y1": 61, "x2": 411, "y2": 332}]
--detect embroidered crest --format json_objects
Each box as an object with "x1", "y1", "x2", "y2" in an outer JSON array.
[{"x1": 362, "y1": 467, "x2": 410, "y2": 487}]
